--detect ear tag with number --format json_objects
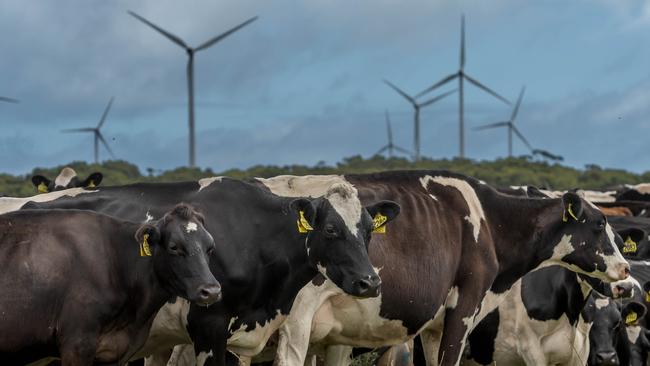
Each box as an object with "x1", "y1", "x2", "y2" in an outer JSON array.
[
  {"x1": 140, "y1": 233, "x2": 152, "y2": 257},
  {"x1": 626, "y1": 311, "x2": 638, "y2": 326},
  {"x1": 623, "y1": 236, "x2": 638, "y2": 254},
  {"x1": 37, "y1": 182, "x2": 48, "y2": 193},
  {"x1": 372, "y1": 213, "x2": 388, "y2": 234},
  {"x1": 297, "y1": 211, "x2": 313, "y2": 233}
]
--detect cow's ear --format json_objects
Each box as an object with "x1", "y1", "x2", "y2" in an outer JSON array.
[
  {"x1": 135, "y1": 224, "x2": 161, "y2": 257},
  {"x1": 31, "y1": 175, "x2": 51, "y2": 193},
  {"x1": 81, "y1": 172, "x2": 103, "y2": 188},
  {"x1": 365, "y1": 201, "x2": 401, "y2": 234},
  {"x1": 643, "y1": 281, "x2": 650, "y2": 303},
  {"x1": 561, "y1": 192, "x2": 583, "y2": 222},
  {"x1": 622, "y1": 301, "x2": 647, "y2": 326},
  {"x1": 618, "y1": 228, "x2": 645, "y2": 255},
  {"x1": 527, "y1": 186, "x2": 549, "y2": 198},
  {"x1": 290, "y1": 198, "x2": 317, "y2": 233}
]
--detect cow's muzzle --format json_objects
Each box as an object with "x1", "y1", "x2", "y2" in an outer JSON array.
[{"x1": 352, "y1": 274, "x2": 381, "y2": 298}]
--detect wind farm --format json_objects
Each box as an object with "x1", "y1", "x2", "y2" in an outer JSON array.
[{"x1": 61, "y1": 97, "x2": 115, "y2": 164}]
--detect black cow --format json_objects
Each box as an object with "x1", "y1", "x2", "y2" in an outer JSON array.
[
  {"x1": 609, "y1": 216, "x2": 650, "y2": 260},
  {"x1": 584, "y1": 295, "x2": 622, "y2": 366},
  {"x1": 0, "y1": 205, "x2": 220, "y2": 365},
  {"x1": 462, "y1": 266, "x2": 633, "y2": 366},
  {"x1": 252, "y1": 171, "x2": 629, "y2": 366},
  {"x1": 31, "y1": 167, "x2": 103, "y2": 193},
  {"x1": 9, "y1": 177, "x2": 399, "y2": 366}
]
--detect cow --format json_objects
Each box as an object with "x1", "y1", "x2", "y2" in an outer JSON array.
[
  {"x1": 10, "y1": 177, "x2": 399, "y2": 366},
  {"x1": 0, "y1": 204, "x2": 221, "y2": 365},
  {"x1": 31, "y1": 167, "x2": 102, "y2": 193},
  {"x1": 461, "y1": 266, "x2": 634, "y2": 366},
  {"x1": 599, "y1": 206, "x2": 634, "y2": 217},
  {"x1": 617, "y1": 184, "x2": 650, "y2": 202},
  {"x1": 249, "y1": 171, "x2": 629, "y2": 366},
  {"x1": 609, "y1": 216, "x2": 650, "y2": 260}
]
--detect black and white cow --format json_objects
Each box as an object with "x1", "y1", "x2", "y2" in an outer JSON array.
[
  {"x1": 252, "y1": 171, "x2": 629, "y2": 366},
  {"x1": 462, "y1": 266, "x2": 633, "y2": 366},
  {"x1": 31, "y1": 167, "x2": 102, "y2": 193},
  {"x1": 0, "y1": 205, "x2": 221, "y2": 365},
  {"x1": 6, "y1": 177, "x2": 399, "y2": 366}
]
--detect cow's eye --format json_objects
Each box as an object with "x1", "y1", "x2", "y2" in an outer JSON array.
[
  {"x1": 324, "y1": 224, "x2": 338, "y2": 237},
  {"x1": 169, "y1": 243, "x2": 180, "y2": 253},
  {"x1": 596, "y1": 220, "x2": 605, "y2": 231}
]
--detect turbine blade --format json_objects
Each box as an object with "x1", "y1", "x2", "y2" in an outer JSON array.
[
  {"x1": 97, "y1": 97, "x2": 114, "y2": 129},
  {"x1": 460, "y1": 14, "x2": 466, "y2": 69},
  {"x1": 511, "y1": 86, "x2": 526, "y2": 122},
  {"x1": 394, "y1": 146, "x2": 412, "y2": 155},
  {"x1": 128, "y1": 11, "x2": 189, "y2": 49},
  {"x1": 97, "y1": 132, "x2": 116, "y2": 158},
  {"x1": 385, "y1": 110, "x2": 393, "y2": 143},
  {"x1": 61, "y1": 128, "x2": 96, "y2": 133},
  {"x1": 512, "y1": 125, "x2": 533, "y2": 151},
  {"x1": 415, "y1": 73, "x2": 458, "y2": 98},
  {"x1": 383, "y1": 79, "x2": 415, "y2": 104},
  {"x1": 195, "y1": 16, "x2": 258, "y2": 52},
  {"x1": 464, "y1": 74, "x2": 511, "y2": 105},
  {"x1": 419, "y1": 89, "x2": 457, "y2": 107},
  {"x1": 0, "y1": 96, "x2": 19, "y2": 103},
  {"x1": 376, "y1": 145, "x2": 389, "y2": 155},
  {"x1": 473, "y1": 121, "x2": 509, "y2": 131}
]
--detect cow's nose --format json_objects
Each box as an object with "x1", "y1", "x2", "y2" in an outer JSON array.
[
  {"x1": 595, "y1": 351, "x2": 618, "y2": 366},
  {"x1": 197, "y1": 283, "x2": 222, "y2": 305},
  {"x1": 354, "y1": 274, "x2": 381, "y2": 298}
]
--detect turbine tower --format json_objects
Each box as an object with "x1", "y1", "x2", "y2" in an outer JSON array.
[
  {"x1": 129, "y1": 10, "x2": 258, "y2": 167},
  {"x1": 61, "y1": 97, "x2": 116, "y2": 163},
  {"x1": 383, "y1": 79, "x2": 456, "y2": 161},
  {"x1": 416, "y1": 14, "x2": 511, "y2": 158},
  {"x1": 375, "y1": 110, "x2": 412, "y2": 158},
  {"x1": 474, "y1": 86, "x2": 531, "y2": 157}
]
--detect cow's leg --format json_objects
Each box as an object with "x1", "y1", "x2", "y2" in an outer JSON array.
[
  {"x1": 436, "y1": 295, "x2": 483, "y2": 366},
  {"x1": 420, "y1": 328, "x2": 442, "y2": 366},
  {"x1": 187, "y1": 310, "x2": 230, "y2": 366},
  {"x1": 323, "y1": 345, "x2": 352, "y2": 366},
  {"x1": 142, "y1": 349, "x2": 173, "y2": 366}
]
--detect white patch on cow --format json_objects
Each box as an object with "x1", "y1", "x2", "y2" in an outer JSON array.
[
  {"x1": 228, "y1": 310, "x2": 288, "y2": 357},
  {"x1": 428, "y1": 194, "x2": 438, "y2": 201},
  {"x1": 627, "y1": 325, "x2": 642, "y2": 344},
  {"x1": 198, "y1": 177, "x2": 223, "y2": 191},
  {"x1": 626, "y1": 183, "x2": 650, "y2": 195},
  {"x1": 595, "y1": 298, "x2": 610, "y2": 309},
  {"x1": 600, "y1": 224, "x2": 628, "y2": 281},
  {"x1": 0, "y1": 188, "x2": 98, "y2": 215},
  {"x1": 132, "y1": 298, "x2": 192, "y2": 360},
  {"x1": 316, "y1": 263, "x2": 328, "y2": 278},
  {"x1": 196, "y1": 350, "x2": 214, "y2": 366},
  {"x1": 256, "y1": 175, "x2": 345, "y2": 198},
  {"x1": 54, "y1": 167, "x2": 77, "y2": 188},
  {"x1": 578, "y1": 190, "x2": 617, "y2": 203},
  {"x1": 144, "y1": 211, "x2": 154, "y2": 223},
  {"x1": 419, "y1": 175, "x2": 485, "y2": 242},
  {"x1": 446, "y1": 287, "x2": 459, "y2": 309},
  {"x1": 476, "y1": 290, "x2": 510, "y2": 323},
  {"x1": 185, "y1": 222, "x2": 198, "y2": 233},
  {"x1": 323, "y1": 183, "x2": 363, "y2": 237},
  {"x1": 551, "y1": 234, "x2": 575, "y2": 260}
]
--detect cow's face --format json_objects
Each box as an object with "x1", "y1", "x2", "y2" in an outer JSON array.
[
  {"x1": 291, "y1": 183, "x2": 400, "y2": 298},
  {"x1": 31, "y1": 168, "x2": 102, "y2": 193},
  {"x1": 547, "y1": 192, "x2": 629, "y2": 282},
  {"x1": 136, "y1": 204, "x2": 221, "y2": 306},
  {"x1": 585, "y1": 295, "x2": 620, "y2": 366},
  {"x1": 616, "y1": 301, "x2": 650, "y2": 366}
]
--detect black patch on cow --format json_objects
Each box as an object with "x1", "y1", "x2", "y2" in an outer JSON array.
[{"x1": 466, "y1": 309, "x2": 499, "y2": 365}]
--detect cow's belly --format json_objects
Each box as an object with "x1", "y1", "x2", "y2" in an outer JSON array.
[
  {"x1": 132, "y1": 298, "x2": 191, "y2": 360},
  {"x1": 228, "y1": 312, "x2": 287, "y2": 357},
  {"x1": 511, "y1": 315, "x2": 587, "y2": 366},
  {"x1": 310, "y1": 294, "x2": 418, "y2": 348}
]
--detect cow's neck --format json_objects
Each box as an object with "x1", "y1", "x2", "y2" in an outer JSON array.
[{"x1": 488, "y1": 195, "x2": 564, "y2": 293}]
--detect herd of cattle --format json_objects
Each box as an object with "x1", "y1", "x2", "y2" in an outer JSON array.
[{"x1": 4, "y1": 167, "x2": 650, "y2": 365}]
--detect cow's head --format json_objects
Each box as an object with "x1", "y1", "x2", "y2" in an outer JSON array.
[
  {"x1": 616, "y1": 228, "x2": 647, "y2": 259},
  {"x1": 31, "y1": 167, "x2": 102, "y2": 193},
  {"x1": 135, "y1": 203, "x2": 221, "y2": 306},
  {"x1": 585, "y1": 295, "x2": 620, "y2": 366},
  {"x1": 616, "y1": 301, "x2": 650, "y2": 366},
  {"x1": 544, "y1": 192, "x2": 629, "y2": 282},
  {"x1": 290, "y1": 183, "x2": 400, "y2": 298}
]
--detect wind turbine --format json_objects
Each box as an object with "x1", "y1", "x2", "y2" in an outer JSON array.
[
  {"x1": 474, "y1": 86, "x2": 531, "y2": 157},
  {"x1": 128, "y1": 11, "x2": 258, "y2": 168},
  {"x1": 61, "y1": 97, "x2": 115, "y2": 164},
  {"x1": 416, "y1": 14, "x2": 511, "y2": 158},
  {"x1": 0, "y1": 96, "x2": 19, "y2": 103},
  {"x1": 383, "y1": 79, "x2": 456, "y2": 161},
  {"x1": 375, "y1": 110, "x2": 412, "y2": 158}
]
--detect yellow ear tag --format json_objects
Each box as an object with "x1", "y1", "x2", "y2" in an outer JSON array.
[
  {"x1": 563, "y1": 203, "x2": 579, "y2": 222},
  {"x1": 87, "y1": 180, "x2": 96, "y2": 188},
  {"x1": 646, "y1": 291, "x2": 650, "y2": 303},
  {"x1": 37, "y1": 182, "x2": 48, "y2": 193},
  {"x1": 372, "y1": 213, "x2": 388, "y2": 234},
  {"x1": 623, "y1": 236, "x2": 638, "y2": 254},
  {"x1": 626, "y1": 311, "x2": 638, "y2": 326},
  {"x1": 140, "y1": 233, "x2": 152, "y2": 257},
  {"x1": 297, "y1": 211, "x2": 313, "y2": 233}
]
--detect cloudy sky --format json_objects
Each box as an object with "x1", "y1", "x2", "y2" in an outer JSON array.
[{"x1": 1, "y1": 0, "x2": 650, "y2": 175}]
